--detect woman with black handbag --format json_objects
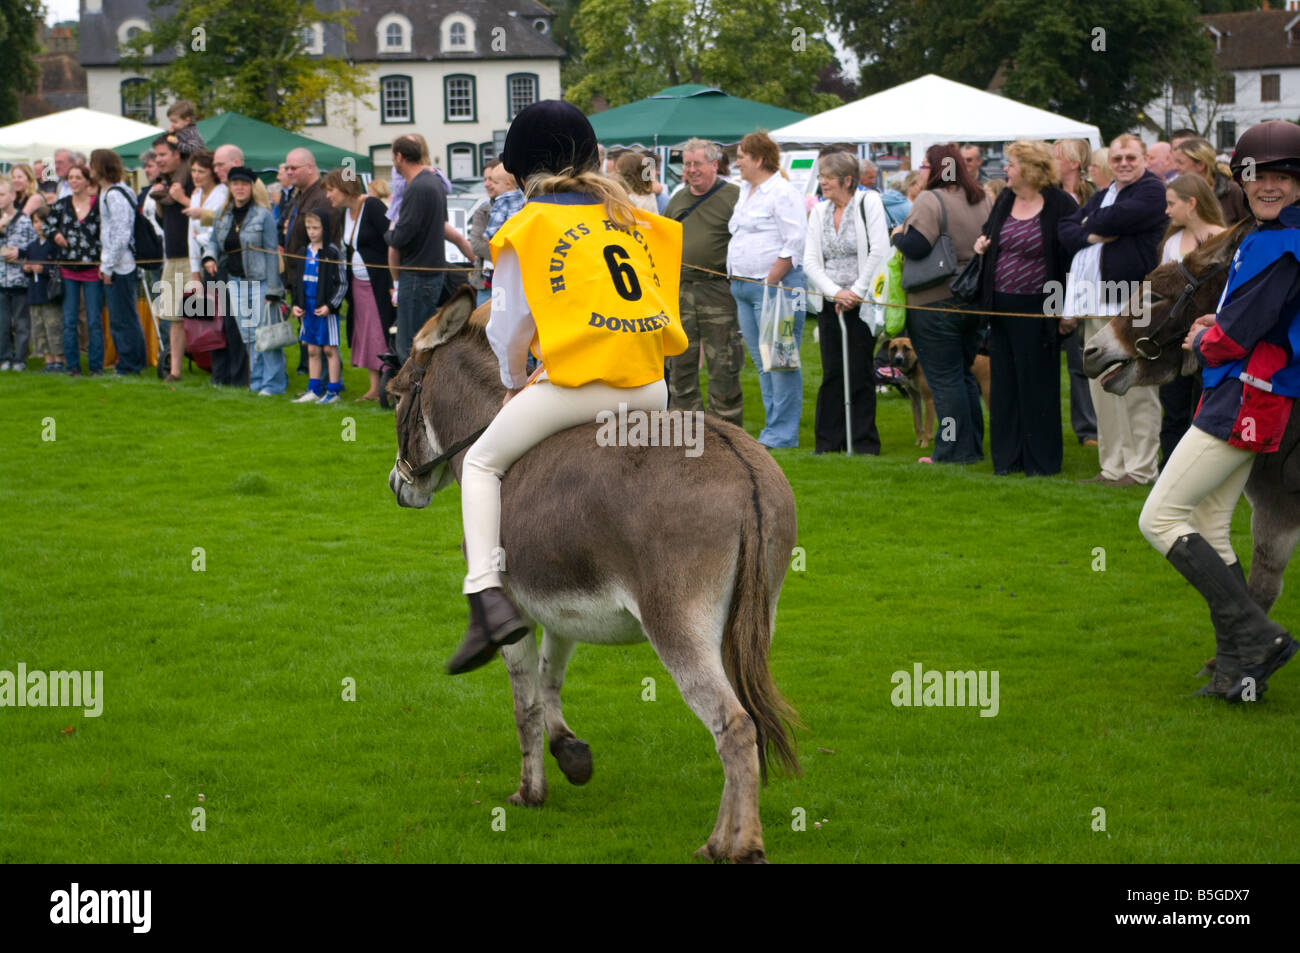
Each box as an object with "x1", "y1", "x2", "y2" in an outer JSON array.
[
  {"x1": 971, "y1": 140, "x2": 1078, "y2": 476},
  {"x1": 891, "y1": 143, "x2": 991, "y2": 464}
]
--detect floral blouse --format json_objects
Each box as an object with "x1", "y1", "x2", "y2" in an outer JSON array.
[{"x1": 46, "y1": 194, "x2": 100, "y2": 278}]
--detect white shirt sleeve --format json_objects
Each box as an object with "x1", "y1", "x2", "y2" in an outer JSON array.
[
  {"x1": 802, "y1": 202, "x2": 837, "y2": 297},
  {"x1": 853, "y1": 190, "x2": 892, "y2": 300},
  {"x1": 484, "y1": 245, "x2": 536, "y2": 390},
  {"x1": 774, "y1": 181, "x2": 808, "y2": 265}
]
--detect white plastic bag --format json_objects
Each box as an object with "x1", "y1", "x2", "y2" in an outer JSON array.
[{"x1": 759, "y1": 282, "x2": 801, "y2": 372}]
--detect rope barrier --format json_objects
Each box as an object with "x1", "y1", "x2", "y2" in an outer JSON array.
[{"x1": 3, "y1": 246, "x2": 1092, "y2": 322}]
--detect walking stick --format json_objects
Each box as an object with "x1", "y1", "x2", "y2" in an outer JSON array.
[{"x1": 839, "y1": 308, "x2": 852, "y2": 455}]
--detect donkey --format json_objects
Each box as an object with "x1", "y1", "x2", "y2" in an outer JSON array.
[
  {"x1": 386, "y1": 286, "x2": 801, "y2": 863},
  {"x1": 1081, "y1": 223, "x2": 1300, "y2": 611}
]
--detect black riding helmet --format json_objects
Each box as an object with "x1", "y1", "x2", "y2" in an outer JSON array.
[
  {"x1": 500, "y1": 100, "x2": 600, "y2": 183},
  {"x1": 1230, "y1": 120, "x2": 1300, "y2": 183}
]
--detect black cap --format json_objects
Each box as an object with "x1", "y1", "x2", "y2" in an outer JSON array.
[
  {"x1": 226, "y1": 166, "x2": 258, "y2": 183},
  {"x1": 501, "y1": 100, "x2": 599, "y2": 183}
]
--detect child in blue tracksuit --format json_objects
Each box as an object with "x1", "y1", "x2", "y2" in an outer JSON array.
[{"x1": 290, "y1": 208, "x2": 347, "y2": 404}]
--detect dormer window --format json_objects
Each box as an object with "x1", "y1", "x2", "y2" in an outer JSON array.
[
  {"x1": 1288, "y1": 15, "x2": 1300, "y2": 46},
  {"x1": 378, "y1": 14, "x2": 412, "y2": 54},
  {"x1": 1205, "y1": 26, "x2": 1222, "y2": 54},
  {"x1": 440, "y1": 14, "x2": 474, "y2": 53},
  {"x1": 299, "y1": 23, "x2": 324, "y2": 55},
  {"x1": 117, "y1": 18, "x2": 150, "y2": 54}
]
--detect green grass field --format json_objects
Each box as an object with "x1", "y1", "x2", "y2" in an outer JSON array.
[{"x1": 2, "y1": 325, "x2": 1299, "y2": 865}]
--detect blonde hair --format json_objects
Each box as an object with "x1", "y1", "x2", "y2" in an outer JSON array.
[
  {"x1": 525, "y1": 167, "x2": 642, "y2": 228},
  {"x1": 1175, "y1": 137, "x2": 1231, "y2": 184},
  {"x1": 8, "y1": 163, "x2": 36, "y2": 200},
  {"x1": 1162, "y1": 173, "x2": 1226, "y2": 243},
  {"x1": 1090, "y1": 148, "x2": 1112, "y2": 187},
  {"x1": 1109, "y1": 133, "x2": 1146, "y2": 155},
  {"x1": 1006, "y1": 139, "x2": 1058, "y2": 191}
]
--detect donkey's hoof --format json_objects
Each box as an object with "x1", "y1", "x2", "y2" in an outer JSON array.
[
  {"x1": 550, "y1": 737, "x2": 593, "y2": 786},
  {"x1": 733, "y1": 848, "x2": 769, "y2": 864},
  {"x1": 694, "y1": 841, "x2": 726, "y2": 863},
  {"x1": 507, "y1": 787, "x2": 546, "y2": 808}
]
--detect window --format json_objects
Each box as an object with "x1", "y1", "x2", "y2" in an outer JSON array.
[
  {"x1": 1217, "y1": 73, "x2": 1235, "y2": 105},
  {"x1": 440, "y1": 14, "x2": 475, "y2": 52},
  {"x1": 377, "y1": 14, "x2": 412, "y2": 54},
  {"x1": 507, "y1": 73, "x2": 539, "y2": 120},
  {"x1": 381, "y1": 76, "x2": 413, "y2": 123},
  {"x1": 1173, "y1": 85, "x2": 1195, "y2": 106},
  {"x1": 1217, "y1": 121, "x2": 1237, "y2": 153},
  {"x1": 479, "y1": 142, "x2": 497, "y2": 170},
  {"x1": 448, "y1": 143, "x2": 476, "y2": 179},
  {"x1": 298, "y1": 23, "x2": 324, "y2": 55},
  {"x1": 121, "y1": 78, "x2": 154, "y2": 123},
  {"x1": 305, "y1": 97, "x2": 326, "y2": 126},
  {"x1": 444, "y1": 75, "x2": 476, "y2": 122},
  {"x1": 117, "y1": 18, "x2": 150, "y2": 54},
  {"x1": 533, "y1": 18, "x2": 550, "y2": 34},
  {"x1": 1262, "y1": 73, "x2": 1281, "y2": 102}
]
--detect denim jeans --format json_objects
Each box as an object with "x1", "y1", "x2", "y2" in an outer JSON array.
[
  {"x1": 248, "y1": 296, "x2": 288, "y2": 394},
  {"x1": 396, "y1": 272, "x2": 446, "y2": 363},
  {"x1": 475, "y1": 287, "x2": 491, "y2": 309},
  {"x1": 905, "y1": 303, "x2": 984, "y2": 463},
  {"x1": 730, "y1": 267, "x2": 806, "y2": 447},
  {"x1": 104, "y1": 271, "x2": 145, "y2": 374},
  {"x1": 63, "y1": 277, "x2": 105, "y2": 374}
]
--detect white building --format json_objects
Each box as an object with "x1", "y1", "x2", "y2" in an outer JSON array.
[
  {"x1": 78, "y1": 0, "x2": 564, "y2": 177},
  {"x1": 1145, "y1": 6, "x2": 1300, "y2": 151}
]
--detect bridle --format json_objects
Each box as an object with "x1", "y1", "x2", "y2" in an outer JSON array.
[
  {"x1": 393, "y1": 358, "x2": 486, "y2": 486},
  {"x1": 1133, "y1": 258, "x2": 1230, "y2": 361}
]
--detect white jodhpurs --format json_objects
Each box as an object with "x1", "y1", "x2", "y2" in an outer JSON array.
[
  {"x1": 1139, "y1": 424, "x2": 1255, "y2": 563},
  {"x1": 461, "y1": 377, "x2": 669, "y2": 593}
]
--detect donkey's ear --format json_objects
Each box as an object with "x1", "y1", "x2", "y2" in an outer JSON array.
[{"x1": 413, "y1": 286, "x2": 477, "y2": 355}]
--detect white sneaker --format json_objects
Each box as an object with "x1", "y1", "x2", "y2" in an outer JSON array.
[
  {"x1": 317, "y1": 391, "x2": 341, "y2": 405},
  {"x1": 257, "y1": 389, "x2": 275, "y2": 396},
  {"x1": 293, "y1": 390, "x2": 321, "y2": 403},
  {"x1": 0, "y1": 361, "x2": 10, "y2": 371}
]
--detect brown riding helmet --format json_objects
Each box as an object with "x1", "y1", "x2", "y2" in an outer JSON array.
[{"x1": 1230, "y1": 120, "x2": 1300, "y2": 183}]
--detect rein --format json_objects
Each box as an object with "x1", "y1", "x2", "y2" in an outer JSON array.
[
  {"x1": 394, "y1": 359, "x2": 486, "y2": 485},
  {"x1": 1133, "y1": 258, "x2": 1230, "y2": 361}
]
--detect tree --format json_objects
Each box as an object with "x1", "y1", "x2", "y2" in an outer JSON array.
[
  {"x1": 120, "y1": 1, "x2": 371, "y2": 132},
  {"x1": 565, "y1": 0, "x2": 843, "y2": 114},
  {"x1": 828, "y1": 0, "x2": 1218, "y2": 141},
  {"x1": 0, "y1": 0, "x2": 43, "y2": 126}
]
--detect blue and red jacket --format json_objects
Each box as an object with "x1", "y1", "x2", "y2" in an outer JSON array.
[{"x1": 1194, "y1": 206, "x2": 1300, "y2": 451}]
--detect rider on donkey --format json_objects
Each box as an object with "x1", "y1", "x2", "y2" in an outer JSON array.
[
  {"x1": 1140, "y1": 121, "x2": 1300, "y2": 700},
  {"x1": 446, "y1": 101, "x2": 688, "y2": 674}
]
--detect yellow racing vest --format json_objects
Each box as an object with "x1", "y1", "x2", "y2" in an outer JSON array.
[{"x1": 489, "y1": 197, "x2": 687, "y2": 388}]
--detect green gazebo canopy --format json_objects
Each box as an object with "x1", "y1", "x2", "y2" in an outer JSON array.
[
  {"x1": 114, "y1": 112, "x2": 372, "y2": 174},
  {"x1": 587, "y1": 85, "x2": 808, "y2": 147}
]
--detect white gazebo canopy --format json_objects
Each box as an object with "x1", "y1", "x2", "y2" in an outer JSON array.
[
  {"x1": 770, "y1": 74, "x2": 1102, "y2": 161},
  {"x1": 0, "y1": 108, "x2": 164, "y2": 163}
]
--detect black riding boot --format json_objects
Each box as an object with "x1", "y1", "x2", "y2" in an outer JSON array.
[
  {"x1": 1166, "y1": 534, "x2": 1297, "y2": 702},
  {"x1": 446, "y1": 588, "x2": 531, "y2": 675}
]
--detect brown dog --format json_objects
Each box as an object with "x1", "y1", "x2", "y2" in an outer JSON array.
[{"x1": 888, "y1": 337, "x2": 991, "y2": 447}]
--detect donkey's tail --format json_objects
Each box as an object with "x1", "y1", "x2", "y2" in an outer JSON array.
[{"x1": 714, "y1": 428, "x2": 802, "y2": 784}]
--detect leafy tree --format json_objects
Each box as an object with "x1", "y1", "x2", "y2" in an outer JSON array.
[
  {"x1": 120, "y1": 0, "x2": 371, "y2": 132},
  {"x1": 1196, "y1": 0, "x2": 1258, "y2": 12},
  {"x1": 565, "y1": 0, "x2": 842, "y2": 114},
  {"x1": 828, "y1": 0, "x2": 1217, "y2": 140},
  {"x1": 0, "y1": 0, "x2": 43, "y2": 125}
]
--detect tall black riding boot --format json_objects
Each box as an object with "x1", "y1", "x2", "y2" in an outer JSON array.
[
  {"x1": 446, "y1": 588, "x2": 532, "y2": 675},
  {"x1": 1166, "y1": 534, "x2": 1297, "y2": 703}
]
